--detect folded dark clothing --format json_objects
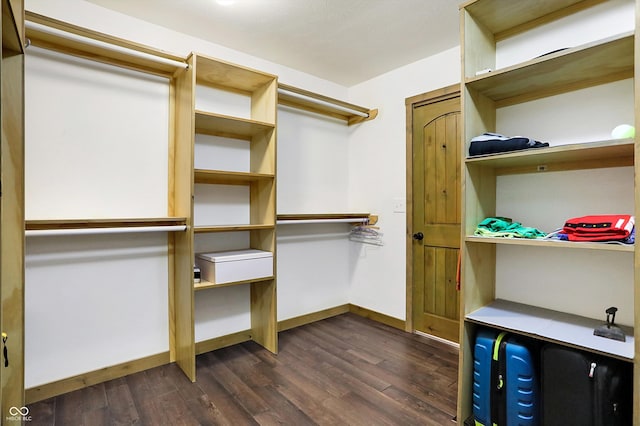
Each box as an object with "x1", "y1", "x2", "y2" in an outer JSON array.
[{"x1": 469, "y1": 132, "x2": 549, "y2": 156}]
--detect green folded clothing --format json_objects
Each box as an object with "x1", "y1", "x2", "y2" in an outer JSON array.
[{"x1": 474, "y1": 217, "x2": 546, "y2": 239}]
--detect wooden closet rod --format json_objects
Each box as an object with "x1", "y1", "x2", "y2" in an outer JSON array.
[
  {"x1": 278, "y1": 87, "x2": 368, "y2": 118},
  {"x1": 25, "y1": 11, "x2": 188, "y2": 76},
  {"x1": 26, "y1": 225, "x2": 187, "y2": 237},
  {"x1": 278, "y1": 83, "x2": 378, "y2": 125},
  {"x1": 276, "y1": 213, "x2": 378, "y2": 225}
]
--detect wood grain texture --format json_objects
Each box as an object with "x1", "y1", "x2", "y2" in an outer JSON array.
[
  {"x1": 172, "y1": 54, "x2": 196, "y2": 382},
  {"x1": 0, "y1": 39, "x2": 25, "y2": 415},
  {"x1": 195, "y1": 54, "x2": 276, "y2": 93},
  {"x1": 461, "y1": 0, "x2": 603, "y2": 38},
  {"x1": 466, "y1": 32, "x2": 633, "y2": 107},
  {"x1": 27, "y1": 314, "x2": 458, "y2": 425},
  {"x1": 25, "y1": 11, "x2": 185, "y2": 77}
]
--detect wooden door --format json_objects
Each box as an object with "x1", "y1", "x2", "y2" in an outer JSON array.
[{"x1": 411, "y1": 93, "x2": 460, "y2": 343}]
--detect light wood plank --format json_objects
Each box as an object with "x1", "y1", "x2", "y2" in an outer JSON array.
[
  {"x1": 277, "y1": 213, "x2": 371, "y2": 221},
  {"x1": 2, "y1": 0, "x2": 22, "y2": 53},
  {"x1": 0, "y1": 39, "x2": 25, "y2": 416},
  {"x1": 25, "y1": 12, "x2": 186, "y2": 77},
  {"x1": 193, "y1": 276, "x2": 275, "y2": 291},
  {"x1": 466, "y1": 138, "x2": 634, "y2": 173},
  {"x1": 194, "y1": 224, "x2": 275, "y2": 233},
  {"x1": 25, "y1": 217, "x2": 186, "y2": 230},
  {"x1": 278, "y1": 305, "x2": 350, "y2": 332},
  {"x1": 277, "y1": 82, "x2": 375, "y2": 125},
  {"x1": 172, "y1": 55, "x2": 196, "y2": 382},
  {"x1": 466, "y1": 32, "x2": 634, "y2": 107},
  {"x1": 194, "y1": 110, "x2": 274, "y2": 140},
  {"x1": 348, "y1": 304, "x2": 406, "y2": 331},
  {"x1": 25, "y1": 352, "x2": 171, "y2": 404},
  {"x1": 194, "y1": 330, "x2": 252, "y2": 355},
  {"x1": 250, "y1": 279, "x2": 278, "y2": 353},
  {"x1": 195, "y1": 54, "x2": 276, "y2": 93},
  {"x1": 465, "y1": 235, "x2": 634, "y2": 252},
  {"x1": 194, "y1": 169, "x2": 274, "y2": 185},
  {"x1": 461, "y1": 0, "x2": 603, "y2": 39}
]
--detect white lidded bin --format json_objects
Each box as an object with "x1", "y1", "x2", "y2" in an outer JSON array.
[{"x1": 195, "y1": 249, "x2": 273, "y2": 284}]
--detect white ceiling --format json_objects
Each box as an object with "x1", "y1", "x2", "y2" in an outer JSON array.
[{"x1": 84, "y1": 0, "x2": 461, "y2": 86}]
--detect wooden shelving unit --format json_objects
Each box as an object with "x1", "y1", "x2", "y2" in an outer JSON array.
[
  {"x1": 173, "y1": 53, "x2": 278, "y2": 382},
  {"x1": 17, "y1": 8, "x2": 379, "y2": 401},
  {"x1": 457, "y1": 0, "x2": 639, "y2": 423},
  {"x1": 0, "y1": 0, "x2": 24, "y2": 416}
]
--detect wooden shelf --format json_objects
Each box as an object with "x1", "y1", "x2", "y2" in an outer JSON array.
[
  {"x1": 466, "y1": 299, "x2": 634, "y2": 361},
  {"x1": 194, "y1": 276, "x2": 274, "y2": 291},
  {"x1": 466, "y1": 32, "x2": 634, "y2": 107},
  {"x1": 194, "y1": 169, "x2": 274, "y2": 185},
  {"x1": 194, "y1": 224, "x2": 275, "y2": 233},
  {"x1": 465, "y1": 235, "x2": 634, "y2": 252},
  {"x1": 461, "y1": 0, "x2": 603, "y2": 40},
  {"x1": 194, "y1": 54, "x2": 277, "y2": 93},
  {"x1": 2, "y1": 0, "x2": 23, "y2": 53},
  {"x1": 25, "y1": 217, "x2": 186, "y2": 230},
  {"x1": 466, "y1": 138, "x2": 634, "y2": 175},
  {"x1": 459, "y1": 0, "x2": 639, "y2": 423},
  {"x1": 194, "y1": 111, "x2": 275, "y2": 140}
]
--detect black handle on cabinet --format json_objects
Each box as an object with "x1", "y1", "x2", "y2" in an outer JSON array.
[{"x1": 412, "y1": 232, "x2": 424, "y2": 241}]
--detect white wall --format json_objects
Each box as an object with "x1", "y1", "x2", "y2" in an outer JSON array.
[
  {"x1": 346, "y1": 47, "x2": 461, "y2": 320},
  {"x1": 23, "y1": 0, "x2": 358, "y2": 387},
  {"x1": 276, "y1": 106, "x2": 352, "y2": 319},
  {"x1": 24, "y1": 44, "x2": 172, "y2": 386}
]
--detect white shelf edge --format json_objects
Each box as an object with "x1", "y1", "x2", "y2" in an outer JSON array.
[{"x1": 466, "y1": 299, "x2": 634, "y2": 361}]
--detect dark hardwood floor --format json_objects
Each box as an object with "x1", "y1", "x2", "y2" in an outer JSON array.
[{"x1": 27, "y1": 313, "x2": 459, "y2": 425}]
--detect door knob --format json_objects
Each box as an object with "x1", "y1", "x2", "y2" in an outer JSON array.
[{"x1": 413, "y1": 232, "x2": 424, "y2": 241}]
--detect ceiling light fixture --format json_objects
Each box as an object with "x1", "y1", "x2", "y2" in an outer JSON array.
[{"x1": 216, "y1": 0, "x2": 236, "y2": 6}]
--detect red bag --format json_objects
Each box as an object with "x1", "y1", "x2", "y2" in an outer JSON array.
[{"x1": 562, "y1": 215, "x2": 634, "y2": 242}]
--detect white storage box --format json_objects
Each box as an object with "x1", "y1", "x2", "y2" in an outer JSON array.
[{"x1": 195, "y1": 249, "x2": 273, "y2": 284}]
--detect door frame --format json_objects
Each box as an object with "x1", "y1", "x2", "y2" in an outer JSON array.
[{"x1": 405, "y1": 83, "x2": 460, "y2": 333}]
